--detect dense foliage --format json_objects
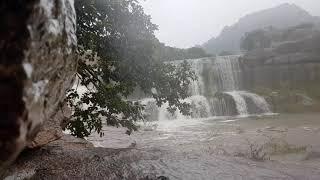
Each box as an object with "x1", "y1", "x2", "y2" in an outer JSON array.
[
  {"x1": 153, "y1": 42, "x2": 210, "y2": 61},
  {"x1": 66, "y1": 0, "x2": 196, "y2": 138}
]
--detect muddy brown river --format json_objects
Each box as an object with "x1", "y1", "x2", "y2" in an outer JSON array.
[{"x1": 88, "y1": 113, "x2": 320, "y2": 179}]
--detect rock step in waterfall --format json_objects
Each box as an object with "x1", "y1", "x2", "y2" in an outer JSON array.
[
  {"x1": 142, "y1": 56, "x2": 272, "y2": 121},
  {"x1": 225, "y1": 91, "x2": 249, "y2": 116}
]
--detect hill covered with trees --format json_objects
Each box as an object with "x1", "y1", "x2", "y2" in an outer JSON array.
[{"x1": 202, "y1": 3, "x2": 320, "y2": 54}]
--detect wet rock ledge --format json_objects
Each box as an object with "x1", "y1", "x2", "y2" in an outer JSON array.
[{"x1": 5, "y1": 135, "x2": 156, "y2": 180}]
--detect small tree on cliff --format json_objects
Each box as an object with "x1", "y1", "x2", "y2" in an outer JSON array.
[{"x1": 66, "y1": 0, "x2": 195, "y2": 138}]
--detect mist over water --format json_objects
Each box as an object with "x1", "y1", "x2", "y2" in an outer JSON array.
[{"x1": 140, "y1": 55, "x2": 272, "y2": 122}]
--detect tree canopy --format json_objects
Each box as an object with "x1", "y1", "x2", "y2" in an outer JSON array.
[
  {"x1": 66, "y1": 0, "x2": 196, "y2": 138},
  {"x1": 153, "y1": 42, "x2": 210, "y2": 61}
]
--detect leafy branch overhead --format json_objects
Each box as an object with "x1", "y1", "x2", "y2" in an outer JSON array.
[{"x1": 66, "y1": 0, "x2": 197, "y2": 138}]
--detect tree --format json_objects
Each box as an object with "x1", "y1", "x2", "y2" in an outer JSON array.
[
  {"x1": 186, "y1": 47, "x2": 209, "y2": 59},
  {"x1": 153, "y1": 41, "x2": 210, "y2": 62},
  {"x1": 219, "y1": 51, "x2": 235, "y2": 56},
  {"x1": 66, "y1": 0, "x2": 196, "y2": 138}
]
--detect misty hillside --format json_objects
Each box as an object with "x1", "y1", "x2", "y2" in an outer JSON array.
[{"x1": 202, "y1": 3, "x2": 320, "y2": 54}]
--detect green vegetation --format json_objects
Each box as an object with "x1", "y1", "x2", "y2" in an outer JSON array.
[
  {"x1": 67, "y1": 0, "x2": 197, "y2": 138},
  {"x1": 153, "y1": 43, "x2": 210, "y2": 61}
]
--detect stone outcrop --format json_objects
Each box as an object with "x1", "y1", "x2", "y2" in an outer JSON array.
[
  {"x1": 241, "y1": 27, "x2": 320, "y2": 90},
  {"x1": 0, "y1": 0, "x2": 76, "y2": 172},
  {"x1": 4, "y1": 135, "x2": 158, "y2": 180},
  {"x1": 239, "y1": 24, "x2": 320, "y2": 113}
]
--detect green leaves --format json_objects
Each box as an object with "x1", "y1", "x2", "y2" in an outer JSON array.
[{"x1": 67, "y1": 0, "x2": 196, "y2": 138}]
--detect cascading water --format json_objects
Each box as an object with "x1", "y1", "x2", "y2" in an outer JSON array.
[
  {"x1": 212, "y1": 55, "x2": 271, "y2": 116},
  {"x1": 158, "y1": 102, "x2": 189, "y2": 121},
  {"x1": 225, "y1": 91, "x2": 248, "y2": 116},
  {"x1": 141, "y1": 55, "x2": 273, "y2": 121},
  {"x1": 141, "y1": 95, "x2": 212, "y2": 121},
  {"x1": 238, "y1": 91, "x2": 271, "y2": 114},
  {"x1": 187, "y1": 95, "x2": 212, "y2": 118},
  {"x1": 189, "y1": 59, "x2": 206, "y2": 96},
  {"x1": 213, "y1": 55, "x2": 242, "y2": 91}
]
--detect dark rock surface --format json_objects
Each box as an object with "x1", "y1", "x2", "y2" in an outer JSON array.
[
  {"x1": 0, "y1": 0, "x2": 76, "y2": 172},
  {"x1": 241, "y1": 28, "x2": 320, "y2": 90},
  {"x1": 4, "y1": 135, "x2": 156, "y2": 180},
  {"x1": 24, "y1": 0, "x2": 77, "y2": 148},
  {"x1": 242, "y1": 61, "x2": 320, "y2": 90}
]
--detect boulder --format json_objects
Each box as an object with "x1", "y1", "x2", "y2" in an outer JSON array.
[{"x1": 0, "y1": 0, "x2": 76, "y2": 172}]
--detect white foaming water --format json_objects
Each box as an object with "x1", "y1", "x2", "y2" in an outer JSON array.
[
  {"x1": 189, "y1": 59, "x2": 205, "y2": 95},
  {"x1": 225, "y1": 91, "x2": 248, "y2": 115},
  {"x1": 187, "y1": 95, "x2": 212, "y2": 118},
  {"x1": 158, "y1": 102, "x2": 189, "y2": 121},
  {"x1": 156, "y1": 95, "x2": 212, "y2": 121},
  {"x1": 214, "y1": 55, "x2": 242, "y2": 91},
  {"x1": 141, "y1": 55, "x2": 273, "y2": 120},
  {"x1": 238, "y1": 91, "x2": 271, "y2": 113},
  {"x1": 209, "y1": 96, "x2": 234, "y2": 116}
]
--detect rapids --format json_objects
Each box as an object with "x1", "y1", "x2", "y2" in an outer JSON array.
[{"x1": 141, "y1": 56, "x2": 272, "y2": 121}]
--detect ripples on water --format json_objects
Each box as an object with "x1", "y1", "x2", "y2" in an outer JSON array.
[{"x1": 86, "y1": 113, "x2": 320, "y2": 180}]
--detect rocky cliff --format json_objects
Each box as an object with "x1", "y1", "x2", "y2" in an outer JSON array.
[
  {"x1": 0, "y1": 0, "x2": 76, "y2": 172},
  {"x1": 242, "y1": 24, "x2": 320, "y2": 89},
  {"x1": 241, "y1": 24, "x2": 320, "y2": 112}
]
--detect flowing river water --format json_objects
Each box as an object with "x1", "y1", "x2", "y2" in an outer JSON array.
[{"x1": 87, "y1": 113, "x2": 320, "y2": 180}]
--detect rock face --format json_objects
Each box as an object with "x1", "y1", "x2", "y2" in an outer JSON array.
[
  {"x1": 0, "y1": 0, "x2": 76, "y2": 172},
  {"x1": 239, "y1": 23, "x2": 320, "y2": 113},
  {"x1": 241, "y1": 27, "x2": 320, "y2": 90}
]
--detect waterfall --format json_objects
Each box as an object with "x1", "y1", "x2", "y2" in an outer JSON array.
[
  {"x1": 143, "y1": 95, "x2": 212, "y2": 121},
  {"x1": 187, "y1": 95, "x2": 212, "y2": 118},
  {"x1": 214, "y1": 55, "x2": 242, "y2": 91},
  {"x1": 189, "y1": 59, "x2": 205, "y2": 95},
  {"x1": 140, "y1": 56, "x2": 272, "y2": 121},
  {"x1": 225, "y1": 91, "x2": 248, "y2": 115},
  {"x1": 158, "y1": 102, "x2": 191, "y2": 121},
  {"x1": 238, "y1": 91, "x2": 271, "y2": 113},
  {"x1": 209, "y1": 97, "x2": 234, "y2": 117}
]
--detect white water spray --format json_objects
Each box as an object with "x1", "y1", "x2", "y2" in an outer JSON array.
[{"x1": 225, "y1": 91, "x2": 248, "y2": 115}]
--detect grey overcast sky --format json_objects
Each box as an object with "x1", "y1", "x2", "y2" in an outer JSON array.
[{"x1": 140, "y1": 0, "x2": 320, "y2": 48}]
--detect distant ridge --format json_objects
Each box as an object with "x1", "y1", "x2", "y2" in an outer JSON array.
[{"x1": 202, "y1": 3, "x2": 320, "y2": 54}]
